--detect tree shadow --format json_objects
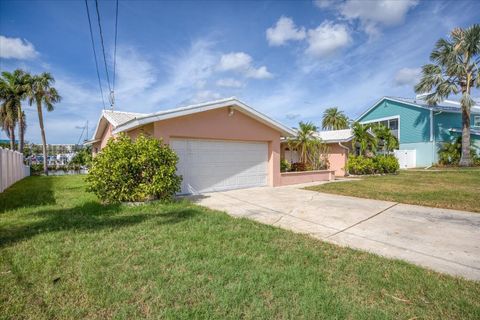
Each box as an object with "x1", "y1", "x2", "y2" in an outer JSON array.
[
  {"x1": 0, "y1": 201, "x2": 199, "y2": 248},
  {"x1": 0, "y1": 176, "x2": 56, "y2": 213}
]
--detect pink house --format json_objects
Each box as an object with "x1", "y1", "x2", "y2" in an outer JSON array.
[{"x1": 88, "y1": 98, "x2": 335, "y2": 194}]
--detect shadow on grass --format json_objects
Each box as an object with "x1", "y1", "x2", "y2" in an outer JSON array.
[
  {"x1": 0, "y1": 176, "x2": 56, "y2": 213},
  {"x1": 0, "y1": 201, "x2": 200, "y2": 248}
]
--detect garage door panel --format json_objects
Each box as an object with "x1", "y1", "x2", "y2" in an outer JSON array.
[{"x1": 171, "y1": 139, "x2": 268, "y2": 194}]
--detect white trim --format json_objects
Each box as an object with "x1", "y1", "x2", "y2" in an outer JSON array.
[
  {"x1": 474, "y1": 115, "x2": 480, "y2": 128},
  {"x1": 429, "y1": 109, "x2": 433, "y2": 142},
  {"x1": 112, "y1": 98, "x2": 296, "y2": 137},
  {"x1": 360, "y1": 115, "x2": 400, "y2": 141}
]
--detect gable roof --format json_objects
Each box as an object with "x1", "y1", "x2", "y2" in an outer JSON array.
[
  {"x1": 314, "y1": 129, "x2": 354, "y2": 143},
  {"x1": 111, "y1": 97, "x2": 295, "y2": 136},
  {"x1": 86, "y1": 109, "x2": 148, "y2": 144},
  {"x1": 357, "y1": 96, "x2": 480, "y2": 121}
]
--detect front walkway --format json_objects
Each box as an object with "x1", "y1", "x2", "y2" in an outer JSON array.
[{"x1": 191, "y1": 183, "x2": 480, "y2": 281}]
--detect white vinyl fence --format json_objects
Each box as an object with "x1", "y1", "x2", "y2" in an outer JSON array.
[{"x1": 0, "y1": 148, "x2": 30, "y2": 193}]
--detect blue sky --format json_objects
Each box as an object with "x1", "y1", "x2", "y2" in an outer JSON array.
[{"x1": 1, "y1": 0, "x2": 479, "y2": 144}]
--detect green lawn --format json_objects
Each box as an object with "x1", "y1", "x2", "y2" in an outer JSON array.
[
  {"x1": 307, "y1": 169, "x2": 480, "y2": 213},
  {"x1": 1, "y1": 176, "x2": 479, "y2": 319}
]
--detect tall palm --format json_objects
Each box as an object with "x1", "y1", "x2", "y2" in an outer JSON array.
[
  {"x1": 352, "y1": 122, "x2": 377, "y2": 156},
  {"x1": 415, "y1": 24, "x2": 480, "y2": 166},
  {"x1": 289, "y1": 121, "x2": 318, "y2": 163},
  {"x1": 0, "y1": 70, "x2": 29, "y2": 152},
  {"x1": 25, "y1": 72, "x2": 61, "y2": 175},
  {"x1": 321, "y1": 107, "x2": 349, "y2": 130}
]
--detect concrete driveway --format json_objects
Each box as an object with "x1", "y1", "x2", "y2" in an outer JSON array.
[{"x1": 191, "y1": 184, "x2": 480, "y2": 281}]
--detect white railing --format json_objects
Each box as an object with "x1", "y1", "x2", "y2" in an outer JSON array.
[{"x1": 0, "y1": 147, "x2": 30, "y2": 193}]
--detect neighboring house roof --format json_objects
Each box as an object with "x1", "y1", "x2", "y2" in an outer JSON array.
[
  {"x1": 102, "y1": 110, "x2": 146, "y2": 127},
  {"x1": 357, "y1": 96, "x2": 480, "y2": 121},
  {"x1": 87, "y1": 98, "x2": 295, "y2": 144},
  {"x1": 111, "y1": 97, "x2": 295, "y2": 137},
  {"x1": 314, "y1": 129, "x2": 354, "y2": 143},
  {"x1": 85, "y1": 109, "x2": 148, "y2": 144}
]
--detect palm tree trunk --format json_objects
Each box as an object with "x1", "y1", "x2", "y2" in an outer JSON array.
[
  {"x1": 459, "y1": 106, "x2": 471, "y2": 166},
  {"x1": 36, "y1": 101, "x2": 49, "y2": 175},
  {"x1": 18, "y1": 106, "x2": 24, "y2": 153},
  {"x1": 9, "y1": 126, "x2": 15, "y2": 150}
]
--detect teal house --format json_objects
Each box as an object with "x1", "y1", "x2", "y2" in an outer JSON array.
[{"x1": 357, "y1": 97, "x2": 480, "y2": 167}]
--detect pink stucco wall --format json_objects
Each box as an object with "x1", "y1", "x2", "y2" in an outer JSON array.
[
  {"x1": 280, "y1": 170, "x2": 334, "y2": 186},
  {"x1": 123, "y1": 107, "x2": 283, "y2": 187},
  {"x1": 326, "y1": 143, "x2": 349, "y2": 177},
  {"x1": 280, "y1": 142, "x2": 349, "y2": 177}
]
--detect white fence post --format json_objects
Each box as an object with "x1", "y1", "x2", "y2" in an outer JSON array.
[{"x1": 0, "y1": 147, "x2": 30, "y2": 193}]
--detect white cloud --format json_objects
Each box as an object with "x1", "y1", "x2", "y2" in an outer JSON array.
[
  {"x1": 218, "y1": 52, "x2": 273, "y2": 79},
  {"x1": 394, "y1": 67, "x2": 421, "y2": 86},
  {"x1": 115, "y1": 47, "x2": 157, "y2": 103},
  {"x1": 0, "y1": 35, "x2": 38, "y2": 60},
  {"x1": 218, "y1": 52, "x2": 252, "y2": 71},
  {"x1": 266, "y1": 16, "x2": 306, "y2": 46},
  {"x1": 313, "y1": 0, "x2": 337, "y2": 9},
  {"x1": 339, "y1": 0, "x2": 418, "y2": 37},
  {"x1": 188, "y1": 90, "x2": 222, "y2": 104},
  {"x1": 216, "y1": 78, "x2": 244, "y2": 88},
  {"x1": 306, "y1": 22, "x2": 351, "y2": 58}
]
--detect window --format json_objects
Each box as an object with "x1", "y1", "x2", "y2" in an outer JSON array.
[
  {"x1": 474, "y1": 116, "x2": 480, "y2": 128},
  {"x1": 366, "y1": 117, "x2": 399, "y2": 139}
]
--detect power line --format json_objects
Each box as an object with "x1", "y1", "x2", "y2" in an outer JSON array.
[
  {"x1": 84, "y1": 0, "x2": 106, "y2": 110},
  {"x1": 94, "y1": 0, "x2": 112, "y2": 104},
  {"x1": 112, "y1": 0, "x2": 119, "y2": 109}
]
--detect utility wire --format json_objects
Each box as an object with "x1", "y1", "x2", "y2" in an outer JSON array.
[
  {"x1": 112, "y1": 0, "x2": 119, "y2": 109},
  {"x1": 85, "y1": 0, "x2": 106, "y2": 110},
  {"x1": 94, "y1": 0, "x2": 113, "y2": 103}
]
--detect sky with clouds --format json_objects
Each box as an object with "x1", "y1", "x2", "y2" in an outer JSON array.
[{"x1": 1, "y1": 0, "x2": 479, "y2": 144}]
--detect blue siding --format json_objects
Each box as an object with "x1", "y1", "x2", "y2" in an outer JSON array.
[
  {"x1": 434, "y1": 112, "x2": 480, "y2": 142},
  {"x1": 358, "y1": 99, "x2": 431, "y2": 144}
]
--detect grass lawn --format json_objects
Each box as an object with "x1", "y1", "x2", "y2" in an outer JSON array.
[
  {"x1": 1, "y1": 176, "x2": 479, "y2": 319},
  {"x1": 307, "y1": 169, "x2": 480, "y2": 213}
]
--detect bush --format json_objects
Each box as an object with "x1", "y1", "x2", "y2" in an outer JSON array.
[
  {"x1": 30, "y1": 163, "x2": 44, "y2": 176},
  {"x1": 374, "y1": 155, "x2": 400, "y2": 174},
  {"x1": 86, "y1": 134, "x2": 182, "y2": 203},
  {"x1": 347, "y1": 155, "x2": 399, "y2": 175},
  {"x1": 280, "y1": 159, "x2": 291, "y2": 172},
  {"x1": 291, "y1": 162, "x2": 308, "y2": 172}
]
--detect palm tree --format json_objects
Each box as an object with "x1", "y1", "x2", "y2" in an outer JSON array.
[
  {"x1": 289, "y1": 121, "x2": 318, "y2": 163},
  {"x1": 352, "y1": 122, "x2": 377, "y2": 156},
  {"x1": 0, "y1": 70, "x2": 29, "y2": 152},
  {"x1": 415, "y1": 24, "x2": 480, "y2": 166},
  {"x1": 25, "y1": 72, "x2": 61, "y2": 175},
  {"x1": 0, "y1": 102, "x2": 17, "y2": 150},
  {"x1": 372, "y1": 124, "x2": 399, "y2": 153},
  {"x1": 321, "y1": 107, "x2": 349, "y2": 130}
]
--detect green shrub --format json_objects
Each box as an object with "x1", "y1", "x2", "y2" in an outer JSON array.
[
  {"x1": 346, "y1": 156, "x2": 376, "y2": 175},
  {"x1": 374, "y1": 155, "x2": 400, "y2": 174},
  {"x1": 280, "y1": 159, "x2": 291, "y2": 172},
  {"x1": 30, "y1": 163, "x2": 44, "y2": 176},
  {"x1": 347, "y1": 155, "x2": 399, "y2": 175},
  {"x1": 86, "y1": 134, "x2": 182, "y2": 203}
]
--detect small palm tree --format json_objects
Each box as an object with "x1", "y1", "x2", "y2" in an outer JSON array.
[
  {"x1": 25, "y1": 72, "x2": 61, "y2": 175},
  {"x1": 289, "y1": 121, "x2": 318, "y2": 163},
  {"x1": 372, "y1": 124, "x2": 399, "y2": 153},
  {"x1": 321, "y1": 107, "x2": 349, "y2": 130},
  {"x1": 352, "y1": 122, "x2": 377, "y2": 156},
  {"x1": 0, "y1": 70, "x2": 29, "y2": 152},
  {"x1": 415, "y1": 24, "x2": 480, "y2": 166}
]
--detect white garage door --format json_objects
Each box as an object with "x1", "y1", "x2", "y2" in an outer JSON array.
[{"x1": 170, "y1": 139, "x2": 268, "y2": 194}]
